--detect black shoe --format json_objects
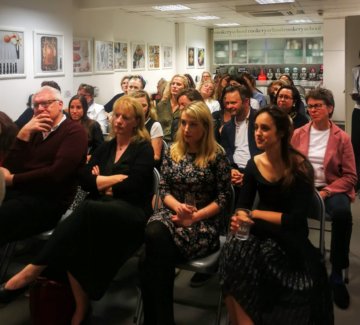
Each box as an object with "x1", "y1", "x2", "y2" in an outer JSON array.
[
  {"x1": 189, "y1": 273, "x2": 212, "y2": 288},
  {"x1": 0, "y1": 283, "x2": 27, "y2": 304},
  {"x1": 331, "y1": 281, "x2": 350, "y2": 309}
]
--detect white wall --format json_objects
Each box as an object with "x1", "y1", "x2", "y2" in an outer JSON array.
[
  {"x1": 345, "y1": 16, "x2": 360, "y2": 134},
  {"x1": 322, "y1": 18, "x2": 346, "y2": 124},
  {"x1": 0, "y1": 0, "x2": 74, "y2": 120}
]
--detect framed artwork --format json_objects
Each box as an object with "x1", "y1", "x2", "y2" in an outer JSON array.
[
  {"x1": 187, "y1": 46, "x2": 195, "y2": 69},
  {"x1": 114, "y1": 41, "x2": 128, "y2": 71},
  {"x1": 148, "y1": 44, "x2": 160, "y2": 70},
  {"x1": 73, "y1": 37, "x2": 92, "y2": 75},
  {"x1": 94, "y1": 40, "x2": 114, "y2": 74},
  {"x1": 162, "y1": 45, "x2": 173, "y2": 69},
  {"x1": 34, "y1": 30, "x2": 64, "y2": 77},
  {"x1": 0, "y1": 27, "x2": 25, "y2": 79},
  {"x1": 197, "y1": 48, "x2": 205, "y2": 68},
  {"x1": 131, "y1": 42, "x2": 146, "y2": 70}
]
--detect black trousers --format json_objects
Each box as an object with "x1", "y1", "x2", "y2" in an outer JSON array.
[
  {"x1": 351, "y1": 108, "x2": 360, "y2": 190},
  {"x1": 0, "y1": 190, "x2": 63, "y2": 246},
  {"x1": 324, "y1": 193, "x2": 353, "y2": 272},
  {"x1": 139, "y1": 221, "x2": 184, "y2": 325}
]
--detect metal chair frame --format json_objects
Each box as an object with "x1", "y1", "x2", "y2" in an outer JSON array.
[{"x1": 134, "y1": 185, "x2": 236, "y2": 325}]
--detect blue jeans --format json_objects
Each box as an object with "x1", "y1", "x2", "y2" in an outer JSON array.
[{"x1": 324, "y1": 193, "x2": 352, "y2": 271}]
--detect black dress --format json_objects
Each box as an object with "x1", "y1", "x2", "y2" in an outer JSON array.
[
  {"x1": 219, "y1": 158, "x2": 333, "y2": 325},
  {"x1": 33, "y1": 139, "x2": 154, "y2": 299}
]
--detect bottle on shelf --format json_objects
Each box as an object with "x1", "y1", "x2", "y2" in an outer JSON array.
[
  {"x1": 309, "y1": 67, "x2": 317, "y2": 80},
  {"x1": 266, "y1": 68, "x2": 274, "y2": 80},
  {"x1": 291, "y1": 67, "x2": 299, "y2": 81},
  {"x1": 275, "y1": 67, "x2": 282, "y2": 80},
  {"x1": 300, "y1": 67, "x2": 307, "y2": 81},
  {"x1": 258, "y1": 68, "x2": 267, "y2": 81},
  {"x1": 318, "y1": 64, "x2": 323, "y2": 81}
]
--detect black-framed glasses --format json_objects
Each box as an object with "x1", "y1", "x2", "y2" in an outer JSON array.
[
  {"x1": 33, "y1": 99, "x2": 59, "y2": 109},
  {"x1": 307, "y1": 103, "x2": 326, "y2": 110}
]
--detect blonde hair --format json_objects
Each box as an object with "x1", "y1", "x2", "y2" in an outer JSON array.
[
  {"x1": 198, "y1": 80, "x2": 216, "y2": 99},
  {"x1": 110, "y1": 95, "x2": 150, "y2": 142},
  {"x1": 171, "y1": 101, "x2": 223, "y2": 168},
  {"x1": 161, "y1": 74, "x2": 189, "y2": 102}
]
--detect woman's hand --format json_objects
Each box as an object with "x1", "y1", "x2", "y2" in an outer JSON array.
[
  {"x1": 230, "y1": 211, "x2": 254, "y2": 234},
  {"x1": 171, "y1": 214, "x2": 194, "y2": 227},
  {"x1": 92, "y1": 165, "x2": 100, "y2": 175},
  {"x1": 171, "y1": 203, "x2": 197, "y2": 227}
]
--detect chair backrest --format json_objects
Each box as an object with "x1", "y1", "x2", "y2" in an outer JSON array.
[{"x1": 309, "y1": 190, "x2": 326, "y2": 257}]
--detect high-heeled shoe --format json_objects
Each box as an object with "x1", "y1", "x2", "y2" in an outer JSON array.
[{"x1": 0, "y1": 283, "x2": 27, "y2": 303}]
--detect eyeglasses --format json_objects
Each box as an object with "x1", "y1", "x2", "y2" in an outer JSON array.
[
  {"x1": 307, "y1": 103, "x2": 326, "y2": 110},
  {"x1": 33, "y1": 99, "x2": 59, "y2": 109},
  {"x1": 277, "y1": 95, "x2": 293, "y2": 100}
]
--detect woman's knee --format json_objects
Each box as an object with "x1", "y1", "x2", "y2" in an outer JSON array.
[{"x1": 145, "y1": 221, "x2": 172, "y2": 247}]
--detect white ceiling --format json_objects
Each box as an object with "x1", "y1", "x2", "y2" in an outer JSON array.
[{"x1": 77, "y1": 0, "x2": 360, "y2": 27}]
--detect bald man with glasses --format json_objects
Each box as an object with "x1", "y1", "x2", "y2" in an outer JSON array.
[{"x1": 0, "y1": 86, "x2": 88, "y2": 246}]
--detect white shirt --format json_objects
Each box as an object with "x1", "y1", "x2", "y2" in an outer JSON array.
[
  {"x1": 205, "y1": 99, "x2": 220, "y2": 114},
  {"x1": 250, "y1": 98, "x2": 260, "y2": 110},
  {"x1": 42, "y1": 115, "x2": 66, "y2": 140},
  {"x1": 308, "y1": 126, "x2": 330, "y2": 188},
  {"x1": 233, "y1": 114, "x2": 251, "y2": 169},
  {"x1": 146, "y1": 119, "x2": 164, "y2": 139},
  {"x1": 87, "y1": 102, "x2": 108, "y2": 134}
]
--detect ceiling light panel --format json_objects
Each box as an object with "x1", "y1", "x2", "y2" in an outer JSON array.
[
  {"x1": 153, "y1": 4, "x2": 190, "y2": 11},
  {"x1": 191, "y1": 16, "x2": 220, "y2": 20},
  {"x1": 255, "y1": 0, "x2": 294, "y2": 4}
]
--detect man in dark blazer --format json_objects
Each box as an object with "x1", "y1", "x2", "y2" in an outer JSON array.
[{"x1": 221, "y1": 85, "x2": 261, "y2": 189}]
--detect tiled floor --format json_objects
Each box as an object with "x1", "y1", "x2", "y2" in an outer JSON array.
[{"x1": 1, "y1": 198, "x2": 360, "y2": 324}]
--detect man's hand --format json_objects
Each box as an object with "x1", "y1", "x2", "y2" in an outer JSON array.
[
  {"x1": 0, "y1": 167, "x2": 14, "y2": 186},
  {"x1": 17, "y1": 113, "x2": 53, "y2": 141},
  {"x1": 231, "y1": 169, "x2": 244, "y2": 186}
]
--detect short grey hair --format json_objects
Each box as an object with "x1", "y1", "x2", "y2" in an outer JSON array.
[{"x1": 33, "y1": 86, "x2": 62, "y2": 102}]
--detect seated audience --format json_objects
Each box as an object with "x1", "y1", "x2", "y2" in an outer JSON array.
[
  {"x1": 127, "y1": 75, "x2": 146, "y2": 95},
  {"x1": 267, "y1": 80, "x2": 286, "y2": 104},
  {"x1": 140, "y1": 100, "x2": 231, "y2": 325},
  {"x1": 229, "y1": 75, "x2": 260, "y2": 109},
  {"x1": 172, "y1": 89, "x2": 203, "y2": 144},
  {"x1": 0, "y1": 86, "x2": 87, "y2": 246},
  {"x1": 220, "y1": 85, "x2": 261, "y2": 192},
  {"x1": 220, "y1": 106, "x2": 333, "y2": 325},
  {"x1": 198, "y1": 80, "x2": 220, "y2": 114},
  {"x1": 104, "y1": 75, "x2": 130, "y2": 113},
  {"x1": 68, "y1": 95, "x2": 104, "y2": 159},
  {"x1": 132, "y1": 90, "x2": 164, "y2": 166},
  {"x1": 215, "y1": 73, "x2": 230, "y2": 100},
  {"x1": 0, "y1": 112, "x2": 18, "y2": 165},
  {"x1": 151, "y1": 78, "x2": 168, "y2": 105},
  {"x1": 0, "y1": 96, "x2": 154, "y2": 325},
  {"x1": 77, "y1": 84, "x2": 108, "y2": 134},
  {"x1": 292, "y1": 87, "x2": 357, "y2": 310},
  {"x1": 15, "y1": 80, "x2": 61, "y2": 129},
  {"x1": 275, "y1": 85, "x2": 309, "y2": 129},
  {"x1": 241, "y1": 72, "x2": 267, "y2": 108},
  {"x1": 156, "y1": 74, "x2": 189, "y2": 143}
]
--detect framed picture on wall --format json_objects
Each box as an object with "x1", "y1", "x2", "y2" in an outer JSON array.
[
  {"x1": 114, "y1": 41, "x2": 128, "y2": 71},
  {"x1": 73, "y1": 37, "x2": 92, "y2": 75},
  {"x1": 197, "y1": 48, "x2": 205, "y2": 68},
  {"x1": 34, "y1": 30, "x2": 64, "y2": 77},
  {"x1": 0, "y1": 27, "x2": 25, "y2": 79},
  {"x1": 148, "y1": 44, "x2": 160, "y2": 70},
  {"x1": 131, "y1": 42, "x2": 146, "y2": 71},
  {"x1": 94, "y1": 40, "x2": 114, "y2": 74},
  {"x1": 187, "y1": 46, "x2": 195, "y2": 69},
  {"x1": 162, "y1": 45, "x2": 173, "y2": 69}
]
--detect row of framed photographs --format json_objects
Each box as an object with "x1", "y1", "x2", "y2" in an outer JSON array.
[
  {"x1": 0, "y1": 27, "x2": 206, "y2": 79},
  {"x1": 74, "y1": 39, "x2": 175, "y2": 75}
]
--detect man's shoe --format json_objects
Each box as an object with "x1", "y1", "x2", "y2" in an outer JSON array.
[
  {"x1": 0, "y1": 283, "x2": 27, "y2": 304},
  {"x1": 190, "y1": 273, "x2": 212, "y2": 288},
  {"x1": 331, "y1": 281, "x2": 350, "y2": 309}
]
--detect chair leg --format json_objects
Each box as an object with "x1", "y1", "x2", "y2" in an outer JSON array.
[
  {"x1": 344, "y1": 268, "x2": 349, "y2": 284},
  {"x1": 133, "y1": 287, "x2": 143, "y2": 325},
  {"x1": 0, "y1": 242, "x2": 17, "y2": 282},
  {"x1": 215, "y1": 290, "x2": 223, "y2": 325}
]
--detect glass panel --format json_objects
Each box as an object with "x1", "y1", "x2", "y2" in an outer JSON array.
[
  {"x1": 214, "y1": 40, "x2": 230, "y2": 65},
  {"x1": 231, "y1": 40, "x2": 247, "y2": 64},
  {"x1": 284, "y1": 38, "x2": 304, "y2": 64},
  {"x1": 248, "y1": 39, "x2": 266, "y2": 64},
  {"x1": 305, "y1": 37, "x2": 323, "y2": 64},
  {"x1": 266, "y1": 39, "x2": 286, "y2": 64}
]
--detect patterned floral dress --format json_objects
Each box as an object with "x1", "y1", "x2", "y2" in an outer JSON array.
[{"x1": 148, "y1": 148, "x2": 231, "y2": 260}]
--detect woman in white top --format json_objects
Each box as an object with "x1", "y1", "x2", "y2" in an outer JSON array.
[
  {"x1": 291, "y1": 87, "x2": 357, "y2": 310},
  {"x1": 132, "y1": 90, "x2": 163, "y2": 167},
  {"x1": 198, "y1": 80, "x2": 220, "y2": 114}
]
